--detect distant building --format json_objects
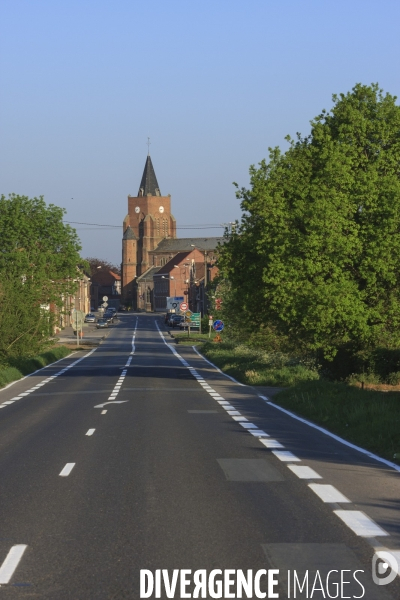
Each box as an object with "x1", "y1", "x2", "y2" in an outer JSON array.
[
  {"x1": 121, "y1": 155, "x2": 223, "y2": 312},
  {"x1": 90, "y1": 270, "x2": 121, "y2": 310}
]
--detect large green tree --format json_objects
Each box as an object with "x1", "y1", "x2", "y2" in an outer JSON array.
[
  {"x1": 219, "y1": 84, "x2": 400, "y2": 358},
  {"x1": 0, "y1": 194, "x2": 83, "y2": 359}
]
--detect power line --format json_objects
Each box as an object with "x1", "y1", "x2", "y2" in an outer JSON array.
[{"x1": 64, "y1": 220, "x2": 225, "y2": 229}]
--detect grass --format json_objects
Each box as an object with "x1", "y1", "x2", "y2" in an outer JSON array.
[
  {"x1": 0, "y1": 346, "x2": 72, "y2": 389},
  {"x1": 171, "y1": 332, "x2": 213, "y2": 345},
  {"x1": 200, "y1": 341, "x2": 319, "y2": 386},
  {"x1": 276, "y1": 381, "x2": 400, "y2": 464},
  {"x1": 198, "y1": 340, "x2": 400, "y2": 463}
]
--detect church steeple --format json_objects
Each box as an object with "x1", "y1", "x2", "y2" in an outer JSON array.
[{"x1": 138, "y1": 155, "x2": 161, "y2": 197}]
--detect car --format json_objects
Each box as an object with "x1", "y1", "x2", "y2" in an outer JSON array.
[
  {"x1": 165, "y1": 311, "x2": 175, "y2": 324},
  {"x1": 104, "y1": 313, "x2": 114, "y2": 323},
  {"x1": 169, "y1": 314, "x2": 184, "y2": 327},
  {"x1": 96, "y1": 318, "x2": 108, "y2": 329},
  {"x1": 84, "y1": 313, "x2": 96, "y2": 323}
]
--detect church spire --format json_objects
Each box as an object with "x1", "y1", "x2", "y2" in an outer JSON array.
[{"x1": 138, "y1": 155, "x2": 161, "y2": 197}]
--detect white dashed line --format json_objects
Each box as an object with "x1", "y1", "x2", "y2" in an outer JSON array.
[
  {"x1": 249, "y1": 430, "x2": 270, "y2": 437},
  {"x1": 260, "y1": 438, "x2": 284, "y2": 449},
  {"x1": 272, "y1": 450, "x2": 300, "y2": 462},
  {"x1": 101, "y1": 410, "x2": 107, "y2": 414},
  {"x1": 0, "y1": 544, "x2": 28, "y2": 584},
  {"x1": 309, "y1": 484, "x2": 350, "y2": 503},
  {"x1": 85, "y1": 429, "x2": 95, "y2": 436},
  {"x1": 334, "y1": 510, "x2": 388, "y2": 537},
  {"x1": 59, "y1": 463, "x2": 75, "y2": 477},
  {"x1": 288, "y1": 465, "x2": 322, "y2": 479}
]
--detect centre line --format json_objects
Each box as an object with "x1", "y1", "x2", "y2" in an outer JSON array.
[
  {"x1": 59, "y1": 463, "x2": 75, "y2": 477},
  {"x1": 86, "y1": 429, "x2": 95, "y2": 436},
  {"x1": 0, "y1": 544, "x2": 28, "y2": 584}
]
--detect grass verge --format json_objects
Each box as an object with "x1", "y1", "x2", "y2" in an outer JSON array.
[
  {"x1": 200, "y1": 341, "x2": 318, "y2": 386},
  {"x1": 171, "y1": 332, "x2": 212, "y2": 345},
  {"x1": 0, "y1": 346, "x2": 72, "y2": 389},
  {"x1": 276, "y1": 381, "x2": 400, "y2": 464}
]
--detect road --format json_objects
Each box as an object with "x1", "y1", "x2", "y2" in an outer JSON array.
[{"x1": 0, "y1": 313, "x2": 399, "y2": 599}]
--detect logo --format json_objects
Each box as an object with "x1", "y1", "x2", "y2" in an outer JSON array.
[{"x1": 372, "y1": 551, "x2": 398, "y2": 586}]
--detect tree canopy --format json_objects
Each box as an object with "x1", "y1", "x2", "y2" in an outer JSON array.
[
  {"x1": 218, "y1": 84, "x2": 400, "y2": 359},
  {"x1": 0, "y1": 194, "x2": 83, "y2": 359}
]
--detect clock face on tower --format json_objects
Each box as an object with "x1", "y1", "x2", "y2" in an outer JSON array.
[
  {"x1": 135, "y1": 206, "x2": 140, "y2": 214},
  {"x1": 159, "y1": 206, "x2": 164, "y2": 214}
]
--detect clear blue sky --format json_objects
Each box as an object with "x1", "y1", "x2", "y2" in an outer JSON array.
[{"x1": 1, "y1": 0, "x2": 399, "y2": 265}]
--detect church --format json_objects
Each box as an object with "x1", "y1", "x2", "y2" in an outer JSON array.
[{"x1": 122, "y1": 155, "x2": 223, "y2": 312}]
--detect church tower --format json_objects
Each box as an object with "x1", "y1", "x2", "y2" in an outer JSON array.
[{"x1": 121, "y1": 154, "x2": 177, "y2": 304}]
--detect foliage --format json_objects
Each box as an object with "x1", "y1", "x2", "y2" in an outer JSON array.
[
  {"x1": 218, "y1": 84, "x2": 400, "y2": 362},
  {"x1": 85, "y1": 257, "x2": 121, "y2": 276},
  {"x1": 0, "y1": 345, "x2": 71, "y2": 389},
  {"x1": 0, "y1": 194, "x2": 82, "y2": 360}
]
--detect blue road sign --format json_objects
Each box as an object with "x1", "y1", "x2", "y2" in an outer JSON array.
[{"x1": 213, "y1": 320, "x2": 224, "y2": 332}]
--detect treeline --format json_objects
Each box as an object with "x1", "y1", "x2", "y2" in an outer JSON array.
[
  {"x1": 216, "y1": 84, "x2": 400, "y2": 379},
  {"x1": 0, "y1": 194, "x2": 83, "y2": 362}
]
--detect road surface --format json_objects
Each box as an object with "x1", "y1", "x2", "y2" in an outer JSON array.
[{"x1": 0, "y1": 313, "x2": 399, "y2": 599}]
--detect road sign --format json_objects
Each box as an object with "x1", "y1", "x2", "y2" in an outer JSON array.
[
  {"x1": 180, "y1": 302, "x2": 188, "y2": 311},
  {"x1": 213, "y1": 320, "x2": 224, "y2": 332},
  {"x1": 102, "y1": 302, "x2": 108, "y2": 308},
  {"x1": 103, "y1": 296, "x2": 108, "y2": 301},
  {"x1": 166, "y1": 296, "x2": 184, "y2": 310},
  {"x1": 185, "y1": 310, "x2": 193, "y2": 317},
  {"x1": 208, "y1": 318, "x2": 213, "y2": 326}
]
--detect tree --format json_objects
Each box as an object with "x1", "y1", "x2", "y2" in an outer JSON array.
[
  {"x1": 219, "y1": 84, "x2": 400, "y2": 359},
  {"x1": 85, "y1": 257, "x2": 121, "y2": 277},
  {"x1": 0, "y1": 194, "x2": 83, "y2": 359}
]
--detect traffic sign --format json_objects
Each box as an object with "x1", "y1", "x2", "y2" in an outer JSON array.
[
  {"x1": 213, "y1": 320, "x2": 224, "y2": 332},
  {"x1": 103, "y1": 296, "x2": 108, "y2": 301},
  {"x1": 180, "y1": 302, "x2": 188, "y2": 311},
  {"x1": 102, "y1": 302, "x2": 108, "y2": 308},
  {"x1": 185, "y1": 310, "x2": 193, "y2": 317}
]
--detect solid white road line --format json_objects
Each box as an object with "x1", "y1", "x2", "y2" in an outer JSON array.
[
  {"x1": 0, "y1": 544, "x2": 28, "y2": 584},
  {"x1": 85, "y1": 429, "x2": 95, "y2": 436},
  {"x1": 288, "y1": 465, "x2": 322, "y2": 479},
  {"x1": 334, "y1": 510, "x2": 388, "y2": 537},
  {"x1": 59, "y1": 463, "x2": 75, "y2": 477},
  {"x1": 309, "y1": 484, "x2": 350, "y2": 503},
  {"x1": 272, "y1": 450, "x2": 300, "y2": 462}
]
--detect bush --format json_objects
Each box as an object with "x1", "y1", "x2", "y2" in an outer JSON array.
[{"x1": 0, "y1": 346, "x2": 71, "y2": 389}]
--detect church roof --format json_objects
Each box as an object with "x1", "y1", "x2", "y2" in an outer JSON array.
[
  {"x1": 123, "y1": 226, "x2": 137, "y2": 240},
  {"x1": 138, "y1": 155, "x2": 161, "y2": 196},
  {"x1": 136, "y1": 266, "x2": 160, "y2": 282},
  {"x1": 149, "y1": 237, "x2": 225, "y2": 254}
]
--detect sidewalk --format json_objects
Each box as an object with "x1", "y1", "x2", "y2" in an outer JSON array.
[{"x1": 54, "y1": 324, "x2": 110, "y2": 346}]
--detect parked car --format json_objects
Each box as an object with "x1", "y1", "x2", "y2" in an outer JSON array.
[
  {"x1": 84, "y1": 313, "x2": 96, "y2": 323},
  {"x1": 104, "y1": 313, "x2": 114, "y2": 323},
  {"x1": 165, "y1": 311, "x2": 175, "y2": 324},
  {"x1": 169, "y1": 314, "x2": 184, "y2": 328},
  {"x1": 96, "y1": 318, "x2": 108, "y2": 329}
]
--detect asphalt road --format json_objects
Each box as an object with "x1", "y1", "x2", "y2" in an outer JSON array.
[{"x1": 0, "y1": 313, "x2": 399, "y2": 599}]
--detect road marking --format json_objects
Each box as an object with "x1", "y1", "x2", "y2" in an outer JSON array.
[
  {"x1": 85, "y1": 429, "x2": 95, "y2": 436},
  {"x1": 59, "y1": 463, "x2": 75, "y2": 477},
  {"x1": 232, "y1": 416, "x2": 247, "y2": 422},
  {"x1": 272, "y1": 450, "x2": 300, "y2": 461},
  {"x1": 334, "y1": 510, "x2": 388, "y2": 537},
  {"x1": 94, "y1": 401, "x2": 128, "y2": 408},
  {"x1": 0, "y1": 544, "x2": 28, "y2": 584},
  {"x1": 227, "y1": 410, "x2": 241, "y2": 415},
  {"x1": 309, "y1": 484, "x2": 350, "y2": 503},
  {"x1": 3, "y1": 401, "x2": 15, "y2": 405},
  {"x1": 101, "y1": 410, "x2": 107, "y2": 414},
  {"x1": 260, "y1": 439, "x2": 284, "y2": 448},
  {"x1": 239, "y1": 422, "x2": 258, "y2": 429},
  {"x1": 249, "y1": 430, "x2": 270, "y2": 437},
  {"x1": 288, "y1": 465, "x2": 322, "y2": 479}
]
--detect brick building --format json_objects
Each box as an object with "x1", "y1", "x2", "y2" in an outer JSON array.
[{"x1": 121, "y1": 155, "x2": 223, "y2": 312}]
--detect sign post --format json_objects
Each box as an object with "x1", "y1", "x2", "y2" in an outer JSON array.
[
  {"x1": 208, "y1": 315, "x2": 213, "y2": 338},
  {"x1": 72, "y1": 309, "x2": 85, "y2": 347}
]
